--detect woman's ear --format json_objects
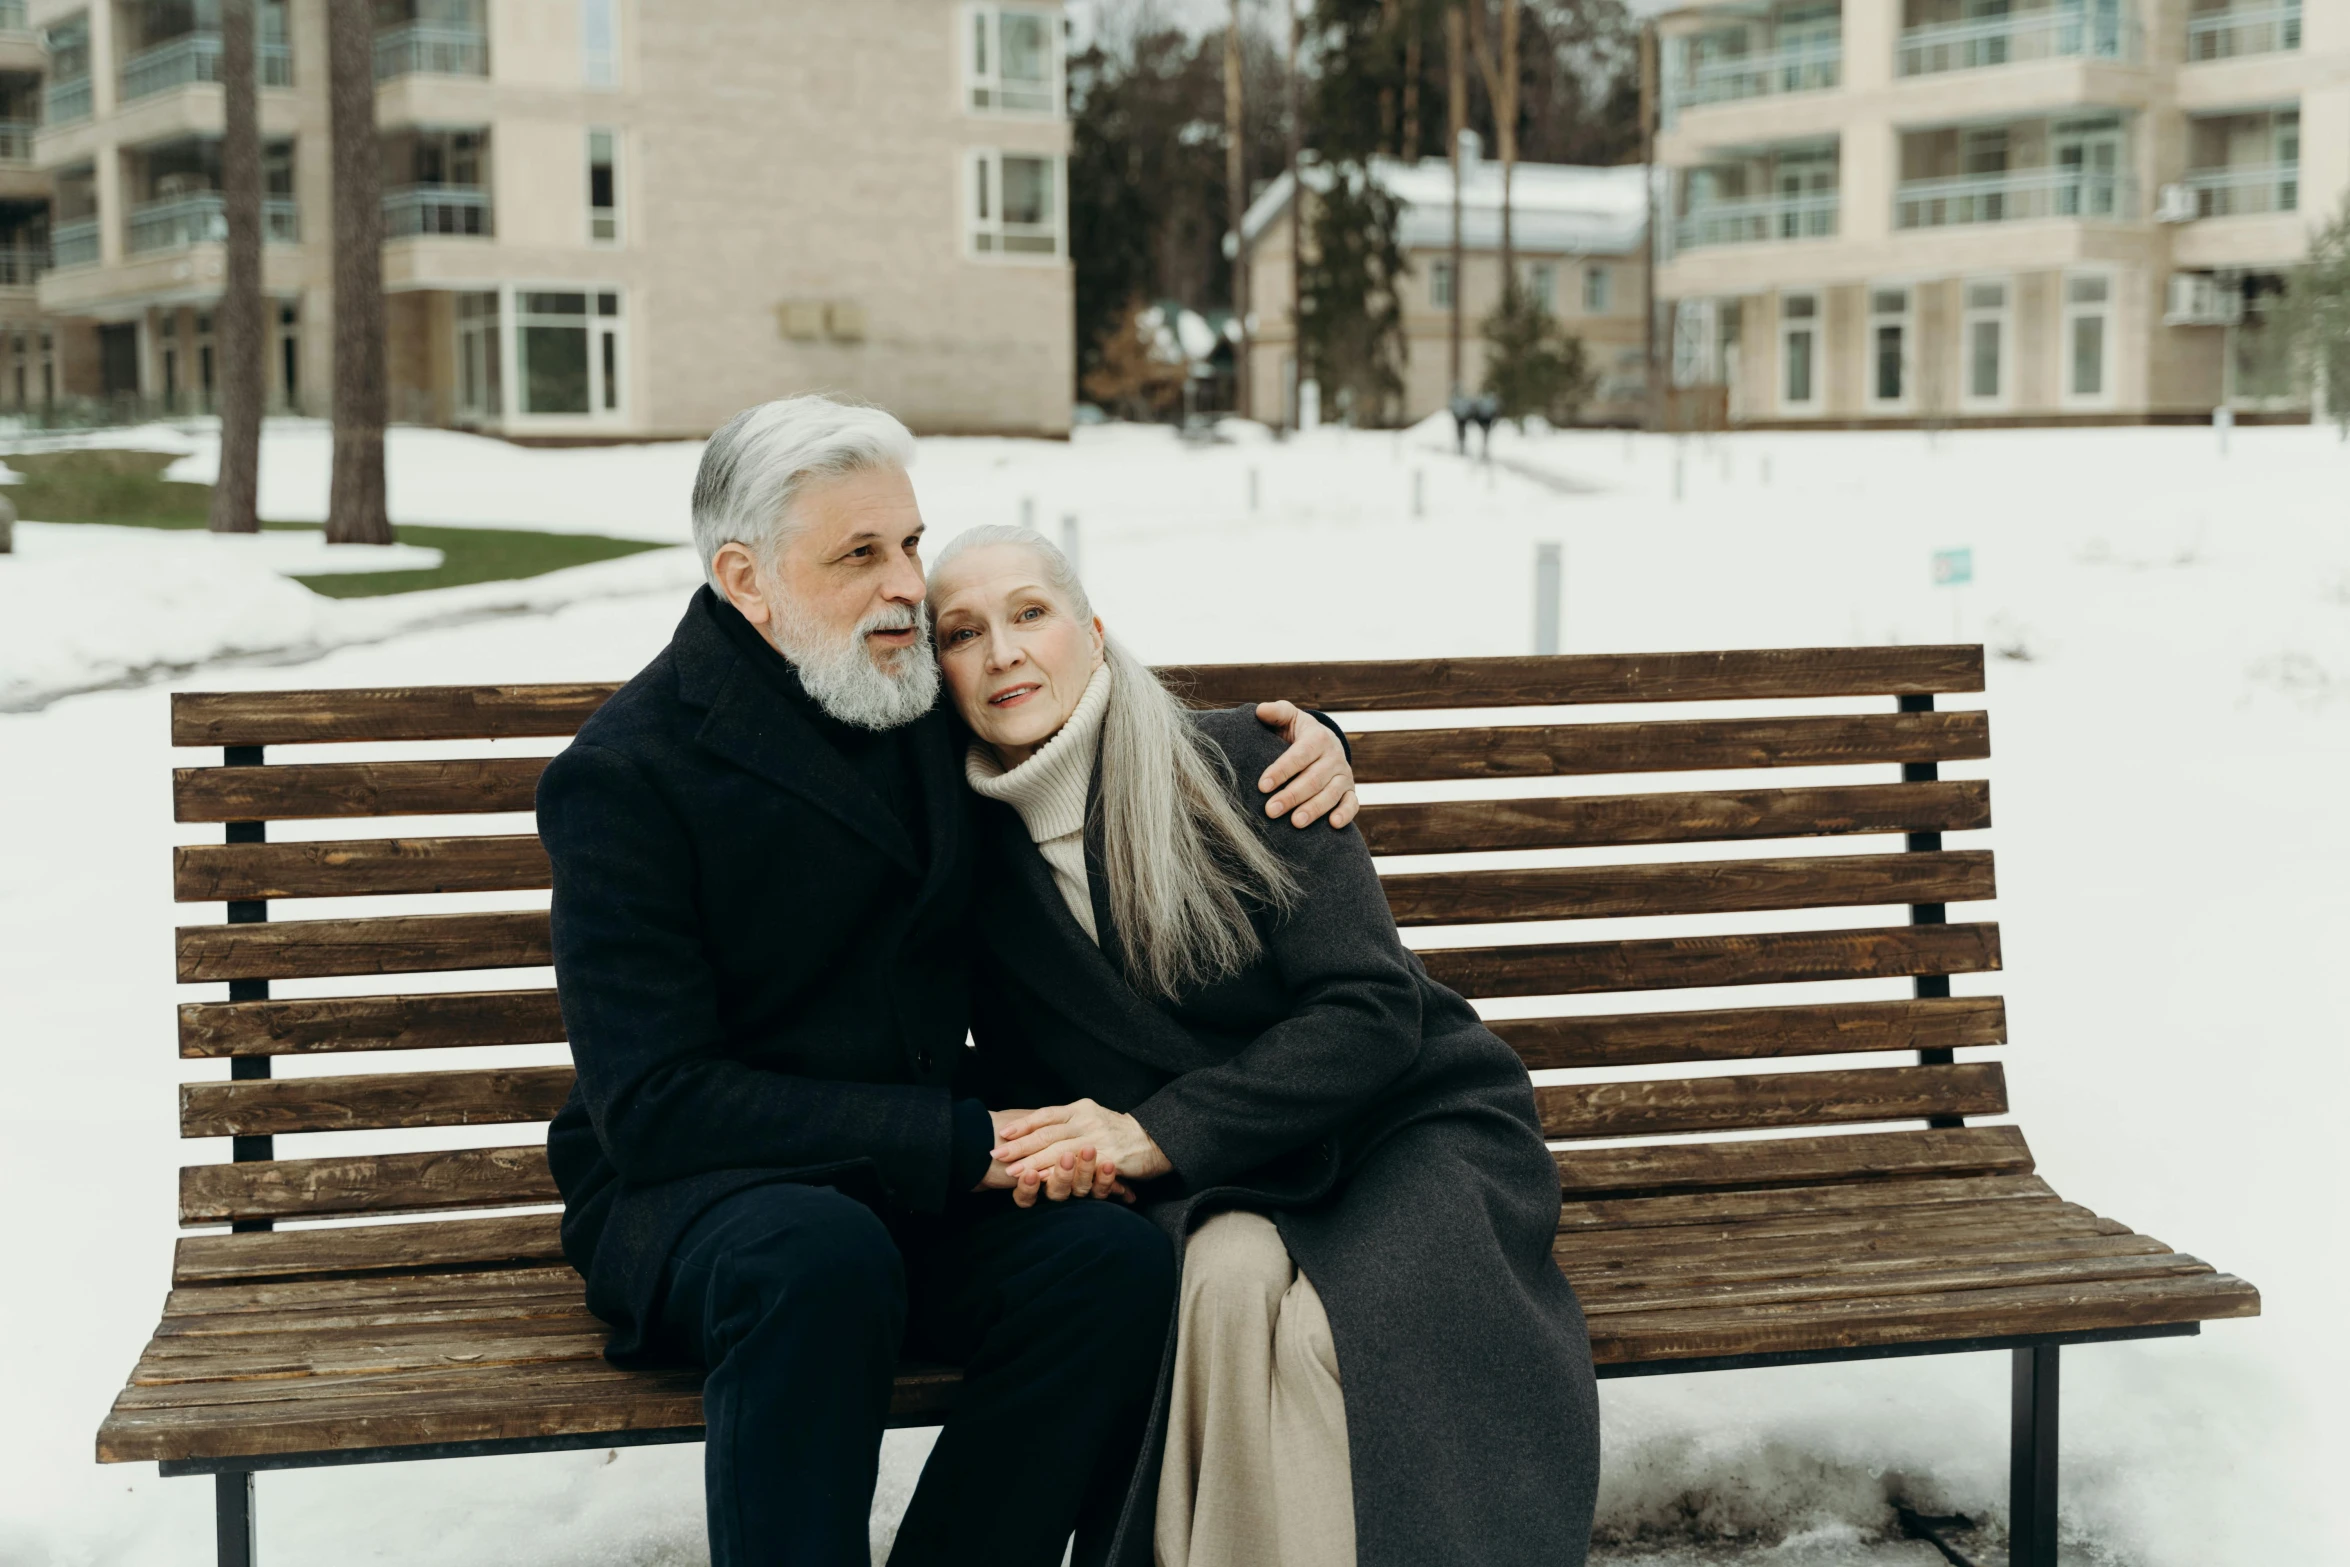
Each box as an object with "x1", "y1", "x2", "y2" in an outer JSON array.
[{"x1": 1089, "y1": 616, "x2": 1107, "y2": 661}]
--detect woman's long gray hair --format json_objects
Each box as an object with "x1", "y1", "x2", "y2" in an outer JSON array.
[{"x1": 934, "y1": 526, "x2": 1299, "y2": 1000}]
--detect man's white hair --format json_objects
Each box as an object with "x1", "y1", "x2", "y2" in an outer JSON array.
[{"x1": 690, "y1": 394, "x2": 919, "y2": 586}]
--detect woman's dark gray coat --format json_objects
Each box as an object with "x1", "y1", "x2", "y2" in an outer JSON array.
[{"x1": 969, "y1": 705, "x2": 1601, "y2": 1567}]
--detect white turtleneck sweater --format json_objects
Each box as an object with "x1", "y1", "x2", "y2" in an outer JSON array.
[{"x1": 965, "y1": 661, "x2": 1114, "y2": 944}]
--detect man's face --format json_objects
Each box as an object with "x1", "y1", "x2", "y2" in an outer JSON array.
[{"x1": 760, "y1": 465, "x2": 928, "y2": 667}]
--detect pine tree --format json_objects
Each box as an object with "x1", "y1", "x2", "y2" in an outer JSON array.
[
  {"x1": 1480, "y1": 283, "x2": 1595, "y2": 425},
  {"x1": 2272, "y1": 200, "x2": 2350, "y2": 435}
]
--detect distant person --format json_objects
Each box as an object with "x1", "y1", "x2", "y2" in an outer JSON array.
[
  {"x1": 925, "y1": 525, "x2": 1603, "y2": 1567},
  {"x1": 537, "y1": 395, "x2": 1360, "y2": 1567},
  {"x1": 1471, "y1": 393, "x2": 1501, "y2": 458},
  {"x1": 1448, "y1": 390, "x2": 1475, "y2": 455}
]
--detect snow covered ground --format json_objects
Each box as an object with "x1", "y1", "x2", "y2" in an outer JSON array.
[{"x1": 1, "y1": 417, "x2": 2344, "y2": 1565}]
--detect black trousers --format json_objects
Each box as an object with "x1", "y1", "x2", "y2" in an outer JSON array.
[{"x1": 651, "y1": 1179, "x2": 1177, "y2": 1567}]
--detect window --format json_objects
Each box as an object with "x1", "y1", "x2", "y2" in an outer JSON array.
[
  {"x1": 1528, "y1": 263, "x2": 1555, "y2": 310},
  {"x1": 966, "y1": 4, "x2": 1060, "y2": 115},
  {"x1": 2063, "y1": 272, "x2": 2112, "y2": 402},
  {"x1": 1779, "y1": 291, "x2": 1819, "y2": 410},
  {"x1": 1583, "y1": 265, "x2": 1612, "y2": 314},
  {"x1": 514, "y1": 289, "x2": 623, "y2": 416},
  {"x1": 588, "y1": 129, "x2": 618, "y2": 242},
  {"x1": 277, "y1": 301, "x2": 300, "y2": 410},
  {"x1": 966, "y1": 149, "x2": 1061, "y2": 257},
  {"x1": 1962, "y1": 279, "x2": 2008, "y2": 406},
  {"x1": 1430, "y1": 258, "x2": 1455, "y2": 309},
  {"x1": 1868, "y1": 286, "x2": 1910, "y2": 405},
  {"x1": 582, "y1": 0, "x2": 618, "y2": 86},
  {"x1": 455, "y1": 290, "x2": 501, "y2": 421}
]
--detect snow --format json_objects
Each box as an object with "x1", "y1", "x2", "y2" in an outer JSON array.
[{"x1": 2, "y1": 416, "x2": 2345, "y2": 1565}]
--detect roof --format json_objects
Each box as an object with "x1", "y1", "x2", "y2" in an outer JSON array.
[{"x1": 1240, "y1": 154, "x2": 1650, "y2": 257}]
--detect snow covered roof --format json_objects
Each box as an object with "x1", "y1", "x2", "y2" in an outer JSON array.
[{"x1": 1240, "y1": 153, "x2": 1649, "y2": 258}]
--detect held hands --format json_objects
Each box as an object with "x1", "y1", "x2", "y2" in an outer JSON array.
[
  {"x1": 1255, "y1": 702, "x2": 1360, "y2": 830},
  {"x1": 989, "y1": 1100, "x2": 1173, "y2": 1210}
]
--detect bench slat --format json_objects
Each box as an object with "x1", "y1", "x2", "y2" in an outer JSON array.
[
  {"x1": 1556, "y1": 1172, "x2": 2055, "y2": 1230},
  {"x1": 1536, "y1": 1062, "x2": 2005, "y2": 1140},
  {"x1": 175, "y1": 1212, "x2": 566, "y2": 1283},
  {"x1": 1358, "y1": 779, "x2": 1989, "y2": 856},
  {"x1": 1348, "y1": 709, "x2": 1989, "y2": 784},
  {"x1": 181, "y1": 1066, "x2": 576, "y2": 1138},
  {"x1": 174, "y1": 758, "x2": 546, "y2": 823},
  {"x1": 1553, "y1": 1124, "x2": 2033, "y2": 1197},
  {"x1": 172, "y1": 685, "x2": 622, "y2": 748},
  {"x1": 1162, "y1": 646, "x2": 1986, "y2": 710},
  {"x1": 180, "y1": 990, "x2": 566, "y2": 1059},
  {"x1": 179, "y1": 1145, "x2": 556, "y2": 1225},
  {"x1": 1561, "y1": 1208, "x2": 2128, "y2": 1266},
  {"x1": 1422, "y1": 921, "x2": 2001, "y2": 999},
  {"x1": 1495, "y1": 997, "x2": 2007, "y2": 1070},
  {"x1": 176, "y1": 835, "x2": 552, "y2": 903},
  {"x1": 177, "y1": 912, "x2": 553, "y2": 983},
  {"x1": 1386, "y1": 850, "x2": 1994, "y2": 926},
  {"x1": 1576, "y1": 1252, "x2": 2218, "y2": 1317}
]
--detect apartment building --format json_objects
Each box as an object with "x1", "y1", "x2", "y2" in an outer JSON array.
[
  {"x1": 18, "y1": 0, "x2": 1073, "y2": 439},
  {"x1": 1241, "y1": 150, "x2": 1652, "y2": 426},
  {"x1": 1655, "y1": 0, "x2": 2347, "y2": 425}
]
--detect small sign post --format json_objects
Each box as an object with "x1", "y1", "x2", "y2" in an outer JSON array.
[{"x1": 1932, "y1": 547, "x2": 1973, "y2": 643}]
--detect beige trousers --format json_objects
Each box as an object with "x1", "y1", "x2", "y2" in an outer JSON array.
[{"x1": 1153, "y1": 1211, "x2": 1356, "y2": 1567}]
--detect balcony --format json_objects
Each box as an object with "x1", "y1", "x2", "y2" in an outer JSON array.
[
  {"x1": 0, "y1": 243, "x2": 41, "y2": 284},
  {"x1": 119, "y1": 33, "x2": 294, "y2": 103},
  {"x1": 2185, "y1": 1, "x2": 2300, "y2": 59},
  {"x1": 384, "y1": 183, "x2": 491, "y2": 237},
  {"x1": 1897, "y1": 3, "x2": 2136, "y2": 75},
  {"x1": 2184, "y1": 161, "x2": 2297, "y2": 217},
  {"x1": 0, "y1": 0, "x2": 25, "y2": 30},
  {"x1": 374, "y1": 22, "x2": 488, "y2": 80},
  {"x1": 0, "y1": 117, "x2": 28, "y2": 160},
  {"x1": 125, "y1": 192, "x2": 299, "y2": 253},
  {"x1": 1896, "y1": 167, "x2": 2134, "y2": 226},
  {"x1": 50, "y1": 216, "x2": 97, "y2": 268},
  {"x1": 1671, "y1": 37, "x2": 1842, "y2": 113},
  {"x1": 44, "y1": 77, "x2": 93, "y2": 126},
  {"x1": 1676, "y1": 191, "x2": 1839, "y2": 249}
]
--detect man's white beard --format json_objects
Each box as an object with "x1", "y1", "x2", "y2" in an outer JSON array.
[{"x1": 767, "y1": 596, "x2": 940, "y2": 731}]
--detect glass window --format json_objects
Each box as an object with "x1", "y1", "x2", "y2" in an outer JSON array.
[
  {"x1": 1869, "y1": 287, "x2": 1909, "y2": 403},
  {"x1": 588, "y1": 129, "x2": 618, "y2": 243},
  {"x1": 455, "y1": 289, "x2": 501, "y2": 420},
  {"x1": 1583, "y1": 265, "x2": 1611, "y2": 313},
  {"x1": 1780, "y1": 291, "x2": 1818, "y2": 409},
  {"x1": 967, "y1": 4, "x2": 1059, "y2": 115},
  {"x1": 1528, "y1": 264, "x2": 1555, "y2": 310},
  {"x1": 2063, "y1": 273, "x2": 2110, "y2": 400},
  {"x1": 1963, "y1": 280, "x2": 2007, "y2": 404},
  {"x1": 1431, "y1": 258, "x2": 1454, "y2": 308},
  {"x1": 966, "y1": 149, "x2": 1061, "y2": 257},
  {"x1": 581, "y1": 0, "x2": 617, "y2": 86},
  {"x1": 1969, "y1": 320, "x2": 2001, "y2": 399},
  {"x1": 518, "y1": 292, "x2": 590, "y2": 413}
]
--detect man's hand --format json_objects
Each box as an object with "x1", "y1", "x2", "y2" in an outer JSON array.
[
  {"x1": 981, "y1": 1107, "x2": 1135, "y2": 1205},
  {"x1": 1255, "y1": 701, "x2": 1359, "y2": 829}
]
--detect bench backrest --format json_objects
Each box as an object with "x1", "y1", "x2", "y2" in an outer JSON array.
[{"x1": 167, "y1": 646, "x2": 2016, "y2": 1268}]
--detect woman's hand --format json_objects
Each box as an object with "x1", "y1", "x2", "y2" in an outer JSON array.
[
  {"x1": 995, "y1": 1100, "x2": 1173, "y2": 1194},
  {"x1": 981, "y1": 1107, "x2": 1136, "y2": 1206}
]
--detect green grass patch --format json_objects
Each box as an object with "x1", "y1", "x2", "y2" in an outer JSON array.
[{"x1": 3, "y1": 446, "x2": 672, "y2": 596}]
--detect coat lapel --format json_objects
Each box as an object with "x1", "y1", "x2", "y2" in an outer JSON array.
[
  {"x1": 979, "y1": 802, "x2": 1225, "y2": 1078},
  {"x1": 673, "y1": 591, "x2": 922, "y2": 878}
]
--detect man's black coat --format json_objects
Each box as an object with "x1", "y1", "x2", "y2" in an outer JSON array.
[{"x1": 539, "y1": 588, "x2": 978, "y2": 1359}]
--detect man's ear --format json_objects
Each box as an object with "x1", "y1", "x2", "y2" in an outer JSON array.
[{"x1": 711, "y1": 542, "x2": 770, "y2": 627}]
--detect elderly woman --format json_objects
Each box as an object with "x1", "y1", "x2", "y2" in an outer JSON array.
[{"x1": 927, "y1": 526, "x2": 1601, "y2": 1567}]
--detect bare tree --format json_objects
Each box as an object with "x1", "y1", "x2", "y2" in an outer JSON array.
[
  {"x1": 1446, "y1": 2, "x2": 1465, "y2": 394},
  {"x1": 1227, "y1": 0, "x2": 1250, "y2": 420},
  {"x1": 207, "y1": 0, "x2": 263, "y2": 535},
  {"x1": 325, "y1": 0, "x2": 391, "y2": 545},
  {"x1": 1467, "y1": 0, "x2": 1520, "y2": 289},
  {"x1": 1284, "y1": 0, "x2": 1302, "y2": 431}
]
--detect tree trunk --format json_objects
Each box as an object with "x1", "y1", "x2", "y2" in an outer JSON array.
[
  {"x1": 1227, "y1": 1, "x2": 1250, "y2": 421},
  {"x1": 1402, "y1": 20, "x2": 1422, "y2": 162},
  {"x1": 1469, "y1": 0, "x2": 1519, "y2": 296},
  {"x1": 1447, "y1": 3, "x2": 1465, "y2": 395},
  {"x1": 1285, "y1": 0, "x2": 1302, "y2": 432},
  {"x1": 207, "y1": 0, "x2": 263, "y2": 535},
  {"x1": 326, "y1": 0, "x2": 391, "y2": 545}
]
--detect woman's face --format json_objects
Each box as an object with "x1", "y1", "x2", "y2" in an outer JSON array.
[{"x1": 930, "y1": 543, "x2": 1106, "y2": 766}]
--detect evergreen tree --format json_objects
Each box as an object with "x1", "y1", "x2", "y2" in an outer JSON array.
[
  {"x1": 1298, "y1": 164, "x2": 1409, "y2": 423},
  {"x1": 1481, "y1": 282, "x2": 1596, "y2": 425},
  {"x1": 2271, "y1": 200, "x2": 2350, "y2": 435}
]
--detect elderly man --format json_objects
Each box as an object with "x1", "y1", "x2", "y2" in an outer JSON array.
[{"x1": 538, "y1": 395, "x2": 1358, "y2": 1567}]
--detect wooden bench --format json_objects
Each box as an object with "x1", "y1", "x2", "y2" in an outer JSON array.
[{"x1": 102, "y1": 645, "x2": 2259, "y2": 1567}]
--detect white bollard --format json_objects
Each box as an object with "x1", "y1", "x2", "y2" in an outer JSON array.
[
  {"x1": 2214, "y1": 405, "x2": 2233, "y2": 456},
  {"x1": 1412, "y1": 469, "x2": 1425, "y2": 519},
  {"x1": 1060, "y1": 514, "x2": 1080, "y2": 574},
  {"x1": 1760, "y1": 454, "x2": 1773, "y2": 486},
  {"x1": 1020, "y1": 495, "x2": 1035, "y2": 530},
  {"x1": 1673, "y1": 439, "x2": 1686, "y2": 503},
  {"x1": 1533, "y1": 543, "x2": 1563, "y2": 655},
  {"x1": 1247, "y1": 467, "x2": 1260, "y2": 513}
]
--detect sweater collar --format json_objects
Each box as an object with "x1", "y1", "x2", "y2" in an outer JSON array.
[{"x1": 965, "y1": 660, "x2": 1112, "y2": 843}]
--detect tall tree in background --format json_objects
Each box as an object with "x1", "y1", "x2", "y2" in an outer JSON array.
[
  {"x1": 1298, "y1": 0, "x2": 1410, "y2": 420},
  {"x1": 207, "y1": 0, "x2": 263, "y2": 535},
  {"x1": 1226, "y1": 0, "x2": 1251, "y2": 418},
  {"x1": 1467, "y1": 0, "x2": 1521, "y2": 285},
  {"x1": 2272, "y1": 200, "x2": 2350, "y2": 435},
  {"x1": 325, "y1": 0, "x2": 390, "y2": 545},
  {"x1": 1447, "y1": 2, "x2": 1466, "y2": 392}
]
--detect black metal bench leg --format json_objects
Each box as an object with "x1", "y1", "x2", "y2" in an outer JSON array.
[
  {"x1": 2010, "y1": 1345, "x2": 2059, "y2": 1567},
  {"x1": 215, "y1": 1470, "x2": 256, "y2": 1567}
]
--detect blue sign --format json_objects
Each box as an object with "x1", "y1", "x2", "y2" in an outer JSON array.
[{"x1": 1932, "y1": 548, "x2": 1974, "y2": 587}]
